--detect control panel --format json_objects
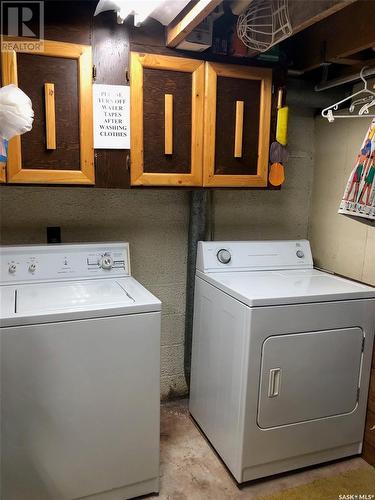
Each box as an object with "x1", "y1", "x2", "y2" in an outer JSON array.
[
  {"x1": 196, "y1": 240, "x2": 314, "y2": 272},
  {"x1": 0, "y1": 243, "x2": 130, "y2": 284}
]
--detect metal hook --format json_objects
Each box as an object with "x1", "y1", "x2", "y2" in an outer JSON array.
[{"x1": 360, "y1": 66, "x2": 369, "y2": 89}]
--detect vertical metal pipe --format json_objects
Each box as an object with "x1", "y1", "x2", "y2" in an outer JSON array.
[{"x1": 184, "y1": 189, "x2": 210, "y2": 389}]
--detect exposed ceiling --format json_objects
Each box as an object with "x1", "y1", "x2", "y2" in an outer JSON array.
[
  {"x1": 90, "y1": 0, "x2": 375, "y2": 89},
  {"x1": 165, "y1": 0, "x2": 375, "y2": 87}
]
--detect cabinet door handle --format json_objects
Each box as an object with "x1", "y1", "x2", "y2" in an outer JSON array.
[
  {"x1": 44, "y1": 83, "x2": 56, "y2": 150},
  {"x1": 234, "y1": 100, "x2": 244, "y2": 158},
  {"x1": 165, "y1": 94, "x2": 173, "y2": 155},
  {"x1": 268, "y1": 368, "x2": 281, "y2": 398}
]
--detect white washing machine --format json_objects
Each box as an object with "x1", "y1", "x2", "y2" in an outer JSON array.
[
  {"x1": 0, "y1": 242, "x2": 161, "y2": 500},
  {"x1": 189, "y1": 240, "x2": 375, "y2": 483}
]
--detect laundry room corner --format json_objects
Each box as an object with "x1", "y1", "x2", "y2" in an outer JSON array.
[
  {"x1": 0, "y1": 103, "x2": 317, "y2": 402},
  {"x1": 309, "y1": 114, "x2": 375, "y2": 286},
  {"x1": 1, "y1": 0, "x2": 375, "y2": 496}
]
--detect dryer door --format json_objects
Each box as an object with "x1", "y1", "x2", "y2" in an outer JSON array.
[{"x1": 257, "y1": 328, "x2": 363, "y2": 429}]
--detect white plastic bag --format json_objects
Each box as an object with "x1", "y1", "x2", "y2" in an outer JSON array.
[{"x1": 0, "y1": 84, "x2": 34, "y2": 140}]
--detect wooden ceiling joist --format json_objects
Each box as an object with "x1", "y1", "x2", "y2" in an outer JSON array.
[
  {"x1": 319, "y1": 57, "x2": 375, "y2": 88},
  {"x1": 288, "y1": 0, "x2": 375, "y2": 72},
  {"x1": 287, "y1": 0, "x2": 356, "y2": 36},
  {"x1": 332, "y1": 56, "x2": 369, "y2": 66},
  {"x1": 245, "y1": 0, "x2": 356, "y2": 58},
  {"x1": 166, "y1": 0, "x2": 222, "y2": 48}
]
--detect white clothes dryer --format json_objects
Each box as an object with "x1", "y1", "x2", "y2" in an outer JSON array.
[{"x1": 190, "y1": 240, "x2": 375, "y2": 483}]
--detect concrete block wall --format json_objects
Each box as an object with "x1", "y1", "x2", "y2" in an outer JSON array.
[
  {"x1": 0, "y1": 188, "x2": 190, "y2": 399},
  {"x1": 213, "y1": 106, "x2": 315, "y2": 240}
]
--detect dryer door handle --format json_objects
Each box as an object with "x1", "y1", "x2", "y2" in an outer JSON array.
[{"x1": 268, "y1": 368, "x2": 282, "y2": 398}]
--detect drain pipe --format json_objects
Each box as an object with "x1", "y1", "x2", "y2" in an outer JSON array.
[{"x1": 184, "y1": 189, "x2": 211, "y2": 390}]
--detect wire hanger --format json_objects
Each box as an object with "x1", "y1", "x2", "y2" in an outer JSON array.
[
  {"x1": 359, "y1": 97, "x2": 375, "y2": 116},
  {"x1": 321, "y1": 67, "x2": 375, "y2": 122},
  {"x1": 349, "y1": 94, "x2": 374, "y2": 112}
]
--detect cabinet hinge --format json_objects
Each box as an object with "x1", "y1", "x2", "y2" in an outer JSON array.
[{"x1": 92, "y1": 65, "x2": 97, "y2": 81}]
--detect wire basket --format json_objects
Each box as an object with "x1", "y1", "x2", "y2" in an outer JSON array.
[{"x1": 237, "y1": 0, "x2": 292, "y2": 53}]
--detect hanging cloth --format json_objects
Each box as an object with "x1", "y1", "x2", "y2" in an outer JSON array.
[
  {"x1": 0, "y1": 84, "x2": 34, "y2": 140},
  {"x1": 0, "y1": 84, "x2": 34, "y2": 171},
  {"x1": 339, "y1": 118, "x2": 375, "y2": 220}
]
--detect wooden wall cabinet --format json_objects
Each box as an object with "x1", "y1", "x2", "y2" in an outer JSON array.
[
  {"x1": 1, "y1": 39, "x2": 94, "y2": 185},
  {"x1": 130, "y1": 52, "x2": 272, "y2": 188},
  {"x1": 130, "y1": 52, "x2": 205, "y2": 186},
  {"x1": 203, "y1": 62, "x2": 272, "y2": 187}
]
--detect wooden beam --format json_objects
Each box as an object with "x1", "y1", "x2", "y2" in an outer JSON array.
[
  {"x1": 289, "y1": 1, "x2": 375, "y2": 72},
  {"x1": 287, "y1": 0, "x2": 356, "y2": 36},
  {"x1": 331, "y1": 57, "x2": 368, "y2": 66},
  {"x1": 234, "y1": 0, "x2": 354, "y2": 24},
  {"x1": 230, "y1": 0, "x2": 252, "y2": 15},
  {"x1": 329, "y1": 58, "x2": 375, "y2": 80},
  {"x1": 247, "y1": 0, "x2": 355, "y2": 57},
  {"x1": 315, "y1": 58, "x2": 375, "y2": 89},
  {"x1": 166, "y1": 0, "x2": 221, "y2": 48}
]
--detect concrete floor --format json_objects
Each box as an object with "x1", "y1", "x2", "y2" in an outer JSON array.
[{"x1": 149, "y1": 400, "x2": 373, "y2": 500}]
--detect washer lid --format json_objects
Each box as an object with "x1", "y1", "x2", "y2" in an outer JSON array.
[
  {"x1": 16, "y1": 280, "x2": 134, "y2": 314},
  {"x1": 0, "y1": 277, "x2": 161, "y2": 327},
  {"x1": 197, "y1": 268, "x2": 375, "y2": 306}
]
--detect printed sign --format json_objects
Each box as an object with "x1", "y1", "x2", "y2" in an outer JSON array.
[
  {"x1": 339, "y1": 119, "x2": 375, "y2": 220},
  {"x1": 93, "y1": 84, "x2": 130, "y2": 149}
]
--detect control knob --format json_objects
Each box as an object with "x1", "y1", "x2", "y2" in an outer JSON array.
[
  {"x1": 8, "y1": 263, "x2": 17, "y2": 274},
  {"x1": 100, "y1": 254, "x2": 114, "y2": 270},
  {"x1": 217, "y1": 249, "x2": 231, "y2": 264},
  {"x1": 296, "y1": 250, "x2": 305, "y2": 259},
  {"x1": 29, "y1": 263, "x2": 37, "y2": 273}
]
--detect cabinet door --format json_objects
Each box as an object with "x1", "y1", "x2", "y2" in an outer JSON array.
[
  {"x1": 203, "y1": 62, "x2": 272, "y2": 187},
  {"x1": 1, "y1": 40, "x2": 94, "y2": 184},
  {"x1": 130, "y1": 52, "x2": 204, "y2": 187}
]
